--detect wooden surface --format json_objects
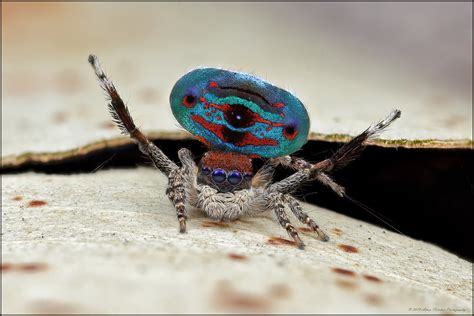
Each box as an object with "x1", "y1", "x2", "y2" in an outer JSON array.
[{"x1": 2, "y1": 168, "x2": 472, "y2": 313}]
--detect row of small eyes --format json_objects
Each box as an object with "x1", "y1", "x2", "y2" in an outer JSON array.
[{"x1": 201, "y1": 167, "x2": 253, "y2": 185}]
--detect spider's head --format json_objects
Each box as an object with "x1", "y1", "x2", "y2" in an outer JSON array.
[
  {"x1": 169, "y1": 68, "x2": 310, "y2": 158},
  {"x1": 197, "y1": 151, "x2": 254, "y2": 193}
]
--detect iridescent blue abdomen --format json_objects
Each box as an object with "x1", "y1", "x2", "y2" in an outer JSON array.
[{"x1": 170, "y1": 68, "x2": 310, "y2": 158}]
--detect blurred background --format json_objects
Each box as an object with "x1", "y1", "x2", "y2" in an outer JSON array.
[{"x1": 2, "y1": 2, "x2": 472, "y2": 157}]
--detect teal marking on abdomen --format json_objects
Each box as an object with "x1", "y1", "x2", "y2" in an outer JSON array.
[{"x1": 170, "y1": 68, "x2": 310, "y2": 158}]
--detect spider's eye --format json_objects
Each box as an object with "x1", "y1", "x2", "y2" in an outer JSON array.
[
  {"x1": 201, "y1": 166, "x2": 211, "y2": 175},
  {"x1": 225, "y1": 104, "x2": 256, "y2": 128},
  {"x1": 283, "y1": 125, "x2": 298, "y2": 140},
  {"x1": 227, "y1": 170, "x2": 242, "y2": 185},
  {"x1": 243, "y1": 172, "x2": 253, "y2": 181},
  {"x1": 211, "y1": 168, "x2": 226, "y2": 183},
  {"x1": 182, "y1": 94, "x2": 197, "y2": 108}
]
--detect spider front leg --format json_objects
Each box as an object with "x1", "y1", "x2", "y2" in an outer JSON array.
[
  {"x1": 89, "y1": 54, "x2": 195, "y2": 232},
  {"x1": 166, "y1": 168, "x2": 188, "y2": 233},
  {"x1": 88, "y1": 54, "x2": 178, "y2": 175},
  {"x1": 166, "y1": 148, "x2": 197, "y2": 233},
  {"x1": 266, "y1": 192, "x2": 305, "y2": 249}
]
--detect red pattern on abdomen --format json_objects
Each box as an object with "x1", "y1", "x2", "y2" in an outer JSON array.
[{"x1": 191, "y1": 115, "x2": 278, "y2": 147}]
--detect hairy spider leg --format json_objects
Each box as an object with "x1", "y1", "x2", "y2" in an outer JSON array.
[
  {"x1": 266, "y1": 192, "x2": 305, "y2": 249},
  {"x1": 271, "y1": 109, "x2": 401, "y2": 194},
  {"x1": 284, "y1": 194, "x2": 329, "y2": 241},
  {"x1": 89, "y1": 54, "x2": 194, "y2": 232}
]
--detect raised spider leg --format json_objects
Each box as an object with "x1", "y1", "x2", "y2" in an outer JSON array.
[
  {"x1": 88, "y1": 54, "x2": 177, "y2": 175},
  {"x1": 284, "y1": 194, "x2": 329, "y2": 241},
  {"x1": 268, "y1": 109, "x2": 401, "y2": 195},
  {"x1": 89, "y1": 54, "x2": 195, "y2": 232},
  {"x1": 266, "y1": 192, "x2": 305, "y2": 249},
  {"x1": 278, "y1": 109, "x2": 401, "y2": 173}
]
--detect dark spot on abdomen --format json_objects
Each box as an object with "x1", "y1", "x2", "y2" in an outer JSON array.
[{"x1": 221, "y1": 127, "x2": 244, "y2": 144}]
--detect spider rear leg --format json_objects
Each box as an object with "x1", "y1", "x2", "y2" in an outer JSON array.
[
  {"x1": 267, "y1": 193, "x2": 305, "y2": 249},
  {"x1": 285, "y1": 195, "x2": 329, "y2": 241}
]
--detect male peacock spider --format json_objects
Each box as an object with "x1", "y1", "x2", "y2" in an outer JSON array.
[{"x1": 88, "y1": 54, "x2": 401, "y2": 249}]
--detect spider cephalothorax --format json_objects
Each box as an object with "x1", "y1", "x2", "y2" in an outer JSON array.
[
  {"x1": 88, "y1": 54, "x2": 401, "y2": 249},
  {"x1": 197, "y1": 151, "x2": 253, "y2": 193}
]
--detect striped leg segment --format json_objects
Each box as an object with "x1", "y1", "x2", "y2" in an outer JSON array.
[
  {"x1": 267, "y1": 193, "x2": 305, "y2": 249},
  {"x1": 88, "y1": 54, "x2": 177, "y2": 176},
  {"x1": 269, "y1": 110, "x2": 401, "y2": 196},
  {"x1": 285, "y1": 195, "x2": 329, "y2": 241},
  {"x1": 166, "y1": 168, "x2": 188, "y2": 233}
]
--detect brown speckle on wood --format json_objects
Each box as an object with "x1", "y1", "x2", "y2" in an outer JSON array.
[
  {"x1": 215, "y1": 280, "x2": 270, "y2": 312},
  {"x1": 298, "y1": 227, "x2": 313, "y2": 233},
  {"x1": 337, "y1": 244, "x2": 359, "y2": 253},
  {"x1": 1, "y1": 262, "x2": 48, "y2": 273},
  {"x1": 202, "y1": 221, "x2": 230, "y2": 228},
  {"x1": 30, "y1": 300, "x2": 78, "y2": 314},
  {"x1": 267, "y1": 236, "x2": 296, "y2": 247},
  {"x1": 332, "y1": 267, "x2": 356, "y2": 277},
  {"x1": 331, "y1": 228, "x2": 343, "y2": 236},
  {"x1": 227, "y1": 253, "x2": 247, "y2": 261},
  {"x1": 335, "y1": 280, "x2": 358, "y2": 290},
  {"x1": 1, "y1": 263, "x2": 13, "y2": 271},
  {"x1": 268, "y1": 283, "x2": 291, "y2": 299},
  {"x1": 363, "y1": 274, "x2": 382, "y2": 283},
  {"x1": 12, "y1": 195, "x2": 23, "y2": 201},
  {"x1": 20, "y1": 262, "x2": 48, "y2": 272},
  {"x1": 364, "y1": 294, "x2": 384, "y2": 306},
  {"x1": 27, "y1": 200, "x2": 47, "y2": 207}
]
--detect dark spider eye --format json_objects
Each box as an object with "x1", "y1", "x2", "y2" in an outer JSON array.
[
  {"x1": 243, "y1": 172, "x2": 253, "y2": 181},
  {"x1": 211, "y1": 168, "x2": 226, "y2": 183},
  {"x1": 182, "y1": 95, "x2": 197, "y2": 108},
  {"x1": 283, "y1": 125, "x2": 298, "y2": 140},
  {"x1": 227, "y1": 170, "x2": 242, "y2": 185},
  {"x1": 201, "y1": 166, "x2": 211, "y2": 175},
  {"x1": 224, "y1": 104, "x2": 256, "y2": 128}
]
